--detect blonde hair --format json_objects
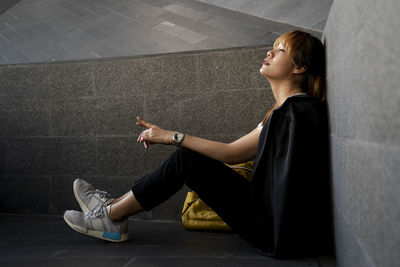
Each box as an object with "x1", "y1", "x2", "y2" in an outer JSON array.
[{"x1": 262, "y1": 30, "x2": 326, "y2": 125}]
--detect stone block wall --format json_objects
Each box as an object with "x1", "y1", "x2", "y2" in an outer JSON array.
[
  {"x1": 0, "y1": 46, "x2": 274, "y2": 220},
  {"x1": 323, "y1": 0, "x2": 400, "y2": 266}
]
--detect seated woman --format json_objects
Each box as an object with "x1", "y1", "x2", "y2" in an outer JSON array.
[{"x1": 64, "y1": 30, "x2": 333, "y2": 259}]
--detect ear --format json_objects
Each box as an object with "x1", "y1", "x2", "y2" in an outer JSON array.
[{"x1": 293, "y1": 65, "x2": 307, "y2": 74}]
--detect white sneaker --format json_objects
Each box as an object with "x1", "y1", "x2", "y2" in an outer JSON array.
[
  {"x1": 73, "y1": 178, "x2": 114, "y2": 213},
  {"x1": 63, "y1": 204, "x2": 129, "y2": 242}
]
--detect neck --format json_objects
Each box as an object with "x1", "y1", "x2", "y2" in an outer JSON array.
[{"x1": 269, "y1": 79, "x2": 303, "y2": 107}]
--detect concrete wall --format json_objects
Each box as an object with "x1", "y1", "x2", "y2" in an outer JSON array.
[
  {"x1": 324, "y1": 0, "x2": 400, "y2": 266},
  {"x1": 0, "y1": 46, "x2": 274, "y2": 221},
  {"x1": 197, "y1": 0, "x2": 333, "y2": 31}
]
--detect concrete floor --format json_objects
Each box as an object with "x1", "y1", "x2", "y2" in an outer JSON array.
[
  {"x1": 0, "y1": 214, "x2": 336, "y2": 267},
  {"x1": 0, "y1": 0, "x2": 321, "y2": 65}
]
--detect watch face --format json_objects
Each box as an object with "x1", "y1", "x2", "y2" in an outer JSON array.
[{"x1": 173, "y1": 132, "x2": 184, "y2": 146}]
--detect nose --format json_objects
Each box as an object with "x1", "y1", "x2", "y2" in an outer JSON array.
[{"x1": 267, "y1": 50, "x2": 273, "y2": 58}]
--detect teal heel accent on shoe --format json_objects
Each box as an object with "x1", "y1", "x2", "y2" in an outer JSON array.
[{"x1": 103, "y1": 231, "x2": 121, "y2": 240}]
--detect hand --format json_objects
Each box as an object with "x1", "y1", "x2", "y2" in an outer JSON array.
[{"x1": 136, "y1": 116, "x2": 174, "y2": 149}]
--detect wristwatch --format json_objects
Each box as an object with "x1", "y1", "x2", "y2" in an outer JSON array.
[{"x1": 172, "y1": 132, "x2": 185, "y2": 146}]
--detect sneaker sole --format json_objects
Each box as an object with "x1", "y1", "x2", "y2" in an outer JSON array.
[
  {"x1": 73, "y1": 179, "x2": 90, "y2": 214},
  {"x1": 63, "y1": 214, "x2": 129, "y2": 242}
]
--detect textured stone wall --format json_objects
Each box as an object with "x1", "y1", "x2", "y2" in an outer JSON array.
[
  {"x1": 197, "y1": 0, "x2": 333, "y2": 31},
  {"x1": 0, "y1": 46, "x2": 274, "y2": 220},
  {"x1": 324, "y1": 0, "x2": 400, "y2": 266}
]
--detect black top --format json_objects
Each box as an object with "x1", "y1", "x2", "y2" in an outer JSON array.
[{"x1": 252, "y1": 94, "x2": 333, "y2": 258}]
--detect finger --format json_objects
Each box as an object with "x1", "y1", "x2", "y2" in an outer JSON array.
[
  {"x1": 136, "y1": 116, "x2": 153, "y2": 129},
  {"x1": 136, "y1": 116, "x2": 145, "y2": 127},
  {"x1": 137, "y1": 131, "x2": 144, "y2": 143},
  {"x1": 136, "y1": 116, "x2": 142, "y2": 126},
  {"x1": 138, "y1": 129, "x2": 149, "y2": 142}
]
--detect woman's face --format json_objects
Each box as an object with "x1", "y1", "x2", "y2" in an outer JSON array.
[{"x1": 260, "y1": 42, "x2": 296, "y2": 80}]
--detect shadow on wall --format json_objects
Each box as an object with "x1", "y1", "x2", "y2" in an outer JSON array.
[{"x1": 0, "y1": 0, "x2": 21, "y2": 15}]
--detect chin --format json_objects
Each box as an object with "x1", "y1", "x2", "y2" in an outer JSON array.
[{"x1": 260, "y1": 67, "x2": 268, "y2": 78}]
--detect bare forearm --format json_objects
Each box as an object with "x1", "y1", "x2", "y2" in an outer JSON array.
[
  {"x1": 179, "y1": 135, "x2": 234, "y2": 163},
  {"x1": 136, "y1": 116, "x2": 259, "y2": 164}
]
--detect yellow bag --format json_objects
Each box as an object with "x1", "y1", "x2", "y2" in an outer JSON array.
[{"x1": 181, "y1": 161, "x2": 254, "y2": 231}]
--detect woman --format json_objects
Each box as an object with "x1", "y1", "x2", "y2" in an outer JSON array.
[{"x1": 64, "y1": 30, "x2": 333, "y2": 258}]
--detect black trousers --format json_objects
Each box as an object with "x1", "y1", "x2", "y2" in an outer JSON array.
[{"x1": 132, "y1": 148, "x2": 261, "y2": 248}]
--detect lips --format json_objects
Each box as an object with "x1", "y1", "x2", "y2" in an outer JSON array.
[{"x1": 263, "y1": 59, "x2": 270, "y2": 66}]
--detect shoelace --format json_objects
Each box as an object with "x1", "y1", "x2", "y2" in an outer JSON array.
[
  {"x1": 94, "y1": 189, "x2": 111, "y2": 200},
  {"x1": 85, "y1": 204, "x2": 104, "y2": 218}
]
